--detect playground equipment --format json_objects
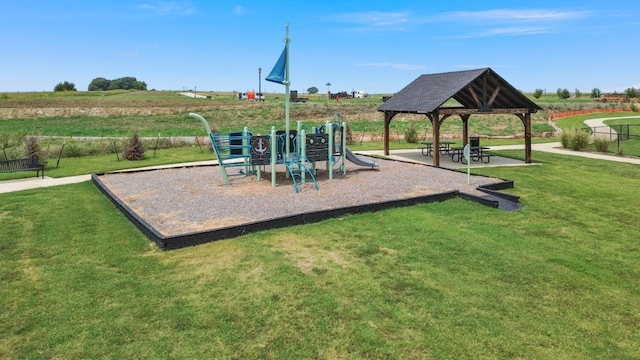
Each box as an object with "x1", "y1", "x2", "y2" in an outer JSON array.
[
  {"x1": 189, "y1": 112, "x2": 377, "y2": 192},
  {"x1": 188, "y1": 24, "x2": 376, "y2": 192}
]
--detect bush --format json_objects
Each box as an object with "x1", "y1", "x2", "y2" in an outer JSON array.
[
  {"x1": 560, "y1": 129, "x2": 590, "y2": 151},
  {"x1": 533, "y1": 89, "x2": 543, "y2": 99},
  {"x1": 557, "y1": 88, "x2": 571, "y2": 99},
  {"x1": 23, "y1": 136, "x2": 42, "y2": 159},
  {"x1": 404, "y1": 124, "x2": 418, "y2": 143},
  {"x1": 124, "y1": 131, "x2": 146, "y2": 160},
  {"x1": 560, "y1": 131, "x2": 570, "y2": 148},
  {"x1": 592, "y1": 137, "x2": 610, "y2": 153},
  {"x1": 570, "y1": 129, "x2": 590, "y2": 151},
  {"x1": 54, "y1": 81, "x2": 77, "y2": 92}
]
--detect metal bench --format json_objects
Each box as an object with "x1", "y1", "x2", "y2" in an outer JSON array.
[{"x1": 0, "y1": 157, "x2": 45, "y2": 178}]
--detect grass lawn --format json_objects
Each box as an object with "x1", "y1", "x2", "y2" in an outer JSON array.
[{"x1": 1, "y1": 151, "x2": 639, "y2": 359}]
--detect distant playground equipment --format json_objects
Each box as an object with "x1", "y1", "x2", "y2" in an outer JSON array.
[{"x1": 189, "y1": 112, "x2": 377, "y2": 193}]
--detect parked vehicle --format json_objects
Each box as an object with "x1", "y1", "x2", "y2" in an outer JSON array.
[{"x1": 353, "y1": 90, "x2": 369, "y2": 98}]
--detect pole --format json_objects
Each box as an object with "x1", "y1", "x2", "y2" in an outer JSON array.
[
  {"x1": 284, "y1": 22, "x2": 291, "y2": 157},
  {"x1": 258, "y1": 67, "x2": 262, "y2": 101}
]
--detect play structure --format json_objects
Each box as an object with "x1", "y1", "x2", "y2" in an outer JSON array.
[
  {"x1": 189, "y1": 23, "x2": 376, "y2": 193},
  {"x1": 189, "y1": 112, "x2": 377, "y2": 193}
]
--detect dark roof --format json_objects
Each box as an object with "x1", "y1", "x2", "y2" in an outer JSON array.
[{"x1": 378, "y1": 68, "x2": 541, "y2": 114}]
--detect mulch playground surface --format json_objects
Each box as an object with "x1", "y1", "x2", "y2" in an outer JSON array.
[{"x1": 93, "y1": 155, "x2": 509, "y2": 249}]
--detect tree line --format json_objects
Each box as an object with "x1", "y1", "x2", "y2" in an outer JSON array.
[
  {"x1": 532, "y1": 87, "x2": 638, "y2": 100},
  {"x1": 53, "y1": 77, "x2": 148, "y2": 92}
]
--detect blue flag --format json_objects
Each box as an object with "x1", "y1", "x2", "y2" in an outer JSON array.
[{"x1": 265, "y1": 46, "x2": 286, "y2": 85}]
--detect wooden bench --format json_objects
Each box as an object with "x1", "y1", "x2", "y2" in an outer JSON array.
[{"x1": 0, "y1": 157, "x2": 44, "y2": 178}]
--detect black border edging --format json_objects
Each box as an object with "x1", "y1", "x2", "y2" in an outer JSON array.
[
  {"x1": 92, "y1": 159, "x2": 518, "y2": 250},
  {"x1": 477, "y1": 181, "x2": 521, "y2": 203}
]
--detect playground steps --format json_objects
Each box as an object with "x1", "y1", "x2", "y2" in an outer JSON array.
[{"x1": 283, "y1": 156, "x2": 318, "y2": 193}]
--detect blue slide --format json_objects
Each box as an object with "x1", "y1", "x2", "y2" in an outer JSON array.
[{"x1": 345, "y1": 148, "x2": 378, "y2": 168}]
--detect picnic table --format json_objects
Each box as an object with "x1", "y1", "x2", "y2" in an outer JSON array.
[
  {"x1": 419, "y1": 141, "x2": 455, "y2": 157},
  {"x1": 449, "y1": 146, "x2": 493, "y2": 164}
]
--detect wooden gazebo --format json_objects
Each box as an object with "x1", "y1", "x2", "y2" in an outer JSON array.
[{"x1": 378, "y1": 68, "x2": 542, "y2": 166}]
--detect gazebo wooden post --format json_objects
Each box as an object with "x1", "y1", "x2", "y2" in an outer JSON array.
[
  {"x1": 429, "y1": 112, "x2": 442, "y2": 166},
  {"x1": 461, "y1": 114, "x2": 470, "y2": 146},
  {"x1": 383, "y1": 111, "x2": 395, "y2": 156},
  {"x1": 524, "y1": 113, "x2": 532, "y2": 163},
  {"x1": 516, "y1": 113, "x2": 532, "y2": 163}
]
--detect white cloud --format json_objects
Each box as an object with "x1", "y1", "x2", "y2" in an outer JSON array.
[
  {"x1": 330, "y1": 11, "x2": 410, "y2": 30},
  {"x1": 138, "y1": 1, "x2": 195, "y2": 16},
  {"x1": 358, "y1": 62, "x2": 426, "y2": 70},
  {"x1": 117, "y1": 51, "x2": 141, "y2": 57},
  {"x1": 443, "y1": 9, "x2": 590, "y2": 23},
  {"x1": 234, "y1": 5, "x2": 245, "y2": 15}
]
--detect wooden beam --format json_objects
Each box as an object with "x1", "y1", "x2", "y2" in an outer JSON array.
[
  {"x1": 468, "y1": 87, "x2": 482, "y2": 108},
  {"x1": 438, "y1": 107, "x2": 533, "y2": 115},
  {"x1": 432, "y1": 112, "x2": 441, "y2": 166},
  {"x1": 488, "y1": 86, "x2": 501, "y2": 107}
]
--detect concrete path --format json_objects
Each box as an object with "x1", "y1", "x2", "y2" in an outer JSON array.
[{"x1": 2, "y1": 142, "x2": 639, "y2": 194}]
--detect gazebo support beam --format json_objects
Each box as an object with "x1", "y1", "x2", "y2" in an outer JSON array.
[
  {"x1": 516, "y1": 113, "x2": 532, "y2": 163},
  {"x1": 383, "y1": 111, "x2": 397, "y2": 155},
  {"x1": 460, "y1": 114, "x2": 470, "y2": 146}
]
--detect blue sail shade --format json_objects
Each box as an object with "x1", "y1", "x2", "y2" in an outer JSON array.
[{"x1": 265, "y1": 46, "x2": 287, "y2": 85}]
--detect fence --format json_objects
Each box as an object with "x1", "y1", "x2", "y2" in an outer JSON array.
[{"x1": 584, "y1": 124, "x2": 640, "y2": 152}]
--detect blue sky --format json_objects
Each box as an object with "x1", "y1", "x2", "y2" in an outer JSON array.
[{"x1": 2, "y1": 1, "x2": 638, "y2": 94}]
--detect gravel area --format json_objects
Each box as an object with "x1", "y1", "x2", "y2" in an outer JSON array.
[{"x1": 96, "y1": 155, "x2": 502, "y2": 237}]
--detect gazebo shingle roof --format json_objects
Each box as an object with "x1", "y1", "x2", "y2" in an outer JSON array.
[{"x1": 378, "y1": 68, "x2": 541, "y2": 113}]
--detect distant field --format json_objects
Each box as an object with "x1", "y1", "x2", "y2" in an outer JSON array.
[{"x1": 1, "y1": 90, "x2": 555, "y2": 137}]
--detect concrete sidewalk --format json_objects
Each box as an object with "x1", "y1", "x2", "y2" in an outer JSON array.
[{"x1": 1, "y1": 142, "x2": 639, "y2": 194}]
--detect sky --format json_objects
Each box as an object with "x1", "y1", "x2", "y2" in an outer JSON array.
[{"x1": 1, "y1": 1, "x2": 639, "y2": 94}]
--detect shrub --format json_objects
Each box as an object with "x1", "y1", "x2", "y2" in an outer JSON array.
[
  {"x1": 54, "y1": 81, "x2": 77, "y2": 92},
  {"x1": 63, "y1": 141, "x2": 84, "y2": 158},
  {"x1": 124, "y1": 131, "x2": 146, "y2": 160},
  {"x1": 625, "y1": 87, "x2": 638, "y2": 98},
  {"x1": 561, "y1": 129, "x2": 590, "y2": 151},
  {"x1": 557, "y1": 88, "x2": 571, "y2": 99},
  {"x1": 533, "y1": 89, "x2": 543, "y2": 99},
  {"x1": 23, "y1": 136, "x2": 42, "y2": 159},
  {"x1": 592, "y1": 137, "x2": 610, "y2": 153},
  {"x1": 569, "y1": 129, "x2": 590, "y2": 151},
  {"x1": 404, "y1": 124, "x2": 419, "y2": 143},
  {"x1": 560, "y1": 131, "x2": 570, "y2": 148}
]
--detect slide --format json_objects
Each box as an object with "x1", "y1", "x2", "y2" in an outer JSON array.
[{"x1": 345, "y1": 148, "x2": 378, "y2": 168}]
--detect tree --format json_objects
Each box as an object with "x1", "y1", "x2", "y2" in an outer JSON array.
[
  {"x1": 533, "y1": 89, "x2": 543, "y2": 99},
  {"x1": 88, "y1": 77, "x2": 111, "y2": 91},
  {"x1": 575, "y1": 88, "x2": 582, "y2": 98},
  {"x1": 625, "y1": 87, "x2": 638, "y2": 98},
  {"x1": 124, "y1": 131, "x2": 145, "y2": 160},
  {"x1": 591, "y1": 88, "x2": 601, "y2": 98},
  {"x1": 54, "y1": 81, "x2": 77, "y2": 92},
  {"x1": 88, "y1": 76, "x2": 147, "y2": 91},
  {"x1": 557, "y1": 88, "x2": 570, "y2": 99},
  {"x1": 307, "y1": 86, "x2": 319, "y2": 95}
]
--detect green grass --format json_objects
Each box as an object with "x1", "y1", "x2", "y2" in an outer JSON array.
[
  {"x1": 1, "y1": 151, "x2": 640, "y2": 359},
  {"x1": 553, "y1": 112, "x2": 640, "y2": 156}
]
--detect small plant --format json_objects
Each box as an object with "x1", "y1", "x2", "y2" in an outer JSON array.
[
  {"x1": 23, "y1": 136, "x2": 42, "y2": 159},
  {"x1": 404, "y1": 124, "x2": 419, "y2": 143},
  {"x1": 124, "y1": 131, "x2": 146, "y2": 160},
  {"x1": 592, "y1": 137, "x2": 610, "y2": 153},
  {"x1": 569, "y1": 129, "x2": 590, "y2": 151},
  {"x1": 533, "y1": 89, "x2": 543, "y2": 99},
  {"x1": 616, "y1": 145, "x2": 624, "y2": 156},
  {"x1": 561, "y1": 129, "x2": 590, "y2": 151},
  {"x1": 560, "y1": 131, "x2": 570, "y2": 148}
]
